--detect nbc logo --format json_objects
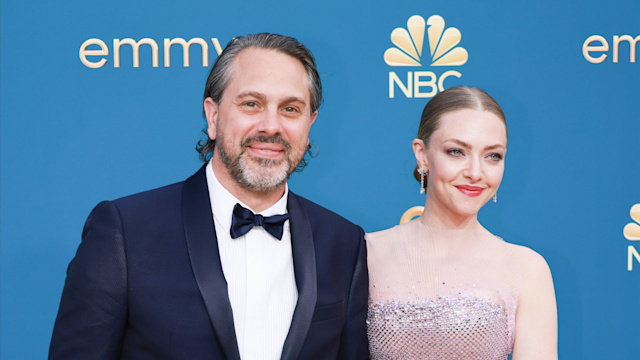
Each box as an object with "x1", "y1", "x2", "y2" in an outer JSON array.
[
  {"x1": 624, "y1": 204, "x2": 640, "y2": 271},
  {"x1": 385, "y1": 15, "x2": 468, "y2": 99}
]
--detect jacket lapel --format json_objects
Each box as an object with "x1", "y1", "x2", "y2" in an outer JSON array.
[
  {"x1": 182, "y1": 166, "x2": 241, "y2": 360},
  {"x1": 280, "y1": 192, "x2": 317, "y2": 360}
]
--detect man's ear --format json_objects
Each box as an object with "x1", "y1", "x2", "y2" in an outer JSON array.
[
  {"x1": 203, "y1": 97, "x2": 218, "y2": 141},
  {"x1": 309, "y1": 110, "x2": 318, "y2": 126}
]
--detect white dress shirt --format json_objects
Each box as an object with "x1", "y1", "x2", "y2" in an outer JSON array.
[{"x1": 206, "y1": 163, "x2": 298, "y2": 360}]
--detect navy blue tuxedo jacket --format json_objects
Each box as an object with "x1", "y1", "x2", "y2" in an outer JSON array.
[{"x1": 50, "y1": 166, "x2": 369, "y2": 360}]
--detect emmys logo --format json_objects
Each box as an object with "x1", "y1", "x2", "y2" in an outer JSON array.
[
  {"x1": 582, "y1": 34, "x2": 639, "y2": 63},
  {"x1": 79, "y1": 37, "x2": 224, "y2": 69},
  {"x1": 624, "y1": 204, "x2": 640, "y2": 271},
  {"x1": 385, "y1": 15, "x2": 468, "y2": 99}
]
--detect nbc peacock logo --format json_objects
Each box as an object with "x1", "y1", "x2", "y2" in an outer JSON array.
[
  {"x1": 385, "y1": 14, "x2": 468, "y2": 99},
  {"x1": 384, "y1": 15, "x2": 468, "y2": 67},
  {"x1": 624, "y1": 203, "x2": 640, "y2": 271}
]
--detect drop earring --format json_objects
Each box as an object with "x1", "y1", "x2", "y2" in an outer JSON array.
[
  {"x1": 418, "y1": 168, "x2": 427, "y2": 194},
  {"x1": 493, "y1": 193, "x2": 498, "y2": 203}
]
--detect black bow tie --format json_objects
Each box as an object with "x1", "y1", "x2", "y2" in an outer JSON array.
[{"x1": 230, "y1": 203, "x2": 290, "y2": 240}]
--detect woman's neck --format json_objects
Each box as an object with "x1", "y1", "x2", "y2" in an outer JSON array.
[{"x1": 420, "y1": 201, "x2": 484, "y2": 231}]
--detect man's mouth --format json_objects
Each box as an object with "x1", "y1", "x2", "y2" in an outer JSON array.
[{"x1": 247, "y1": 143, "x2": 285, "y2": 158}]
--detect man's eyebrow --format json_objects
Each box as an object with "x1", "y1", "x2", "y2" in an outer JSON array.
[
  {"x1": 234, "y1": 93, "x2": 307, "y2": 106},
  {"x1": 281, "y1": 96, "x2": 307, "y2": 105},
  {"x1": 234, "y1": 91, "x2": 266, "y2": 101}
]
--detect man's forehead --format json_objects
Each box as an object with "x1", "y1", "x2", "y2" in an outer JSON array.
[
  {"x1": 225, "y1": 48, "x2": 311, "y2": 102},
  {"x1": 231, "y1": 47, "x2": 304, "y2": 72}
]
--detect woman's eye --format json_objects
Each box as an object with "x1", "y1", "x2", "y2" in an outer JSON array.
[
  {"x1": 446, "y1": 148, "x2": 464, "y2": 157},
  {"x1": 487, "y1": 153, "x2": 503, "y2": 161}
]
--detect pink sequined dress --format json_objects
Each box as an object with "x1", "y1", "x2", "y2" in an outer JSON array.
[{"x1": 366, "y1": 219, "x2": 521, "y2": 360}]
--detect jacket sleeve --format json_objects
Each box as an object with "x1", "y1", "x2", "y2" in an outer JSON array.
[
  {"x1": 337, "y1": 227, "x2": 370, "y2": 359},
  {"x1": 49, "y1": 201, "x2": 128, "y2": 360}
]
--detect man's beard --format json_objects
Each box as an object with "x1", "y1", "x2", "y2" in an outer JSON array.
[{"x1": 217, "y1": 132, "x2": 305, "y2": 192}]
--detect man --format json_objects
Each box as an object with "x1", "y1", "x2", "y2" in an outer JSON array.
[{"x1": 50, "y1": 33, "x2": 369, "y2": 360}]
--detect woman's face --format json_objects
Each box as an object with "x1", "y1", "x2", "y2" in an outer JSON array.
[{"x1": 417, "y1": 108, "x2": 507, "y2": 220}]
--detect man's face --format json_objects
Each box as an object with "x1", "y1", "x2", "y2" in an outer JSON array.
[{"x1": 204, "y1": 48, "x2": 317, "y2": 193}]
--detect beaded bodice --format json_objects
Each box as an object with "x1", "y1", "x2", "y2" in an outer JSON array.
[{"x1": 366, "y1": 220, "x2": 521, "y2": 360}]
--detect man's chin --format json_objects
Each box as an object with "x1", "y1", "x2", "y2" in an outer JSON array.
[
  {"x1": 244, "y1": 153, "x2": 286, "y2": 167},
  {"x1": 234, "y1": 150, "x2": 307, "y2": 192},
  {"x1": 238, "y1": 164, "x2": 290, "y2": 192}
]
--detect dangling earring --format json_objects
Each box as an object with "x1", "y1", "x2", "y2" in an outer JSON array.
[
  {"x1": 493, "y1": 192, "x2": 498, "y2": 203},
  {"x1": 418, "y1": 168, "x2": 427, "y2": 194}
]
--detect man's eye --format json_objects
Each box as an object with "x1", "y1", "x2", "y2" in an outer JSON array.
[
  {"x1": 283, "y1": 106, "x2": 298, "y2": 113},
  {"x1": 244, "y1": 102, "x2": 257, "y2": 108}
]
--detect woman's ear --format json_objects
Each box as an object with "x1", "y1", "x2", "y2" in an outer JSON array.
[{"x1": 412, "y1": 138, "x2": 429, "y2": 172}]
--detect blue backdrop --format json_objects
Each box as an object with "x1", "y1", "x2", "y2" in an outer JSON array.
[{"x1": 1, "y1": 0, "x2": 638, "y2": 358}]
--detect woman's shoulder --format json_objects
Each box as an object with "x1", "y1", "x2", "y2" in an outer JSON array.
[
  {"x1": 365, "y1": 226, "x2": 396, "y2": 242},
  {"x1": 506, "y1": 243, "x2": 553, "y2": 279},
  {"x1": 366, "y1": 220, "x2": 417, "y2": 243},
  {"x1": 365, "y1": 220, "x2": 420, "y2": 261}
]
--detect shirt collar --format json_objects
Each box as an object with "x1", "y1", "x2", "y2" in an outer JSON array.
[{"x1": 205, "y1": 161, "x2": 289, "y2": 233}]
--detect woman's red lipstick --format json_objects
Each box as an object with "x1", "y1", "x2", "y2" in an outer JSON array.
[{"x1": 455, "y1": 185, "x2": 484, "y2": 197}]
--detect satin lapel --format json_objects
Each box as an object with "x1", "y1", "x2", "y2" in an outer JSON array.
[
  {"x1": 280, "y1": 192, "x2": 317, "y2": 360},
  {"x1": 182, "y1": 166, "x2": 241, "y2": 360}
]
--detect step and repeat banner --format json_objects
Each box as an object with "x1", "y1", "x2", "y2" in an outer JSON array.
[{"x1": 1, "y1": 0, "x2": 638, "y2": 358}]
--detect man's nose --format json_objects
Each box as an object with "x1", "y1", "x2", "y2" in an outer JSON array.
[{"x1": 256, "y1": 106, "x2": 283, "y2": 135}]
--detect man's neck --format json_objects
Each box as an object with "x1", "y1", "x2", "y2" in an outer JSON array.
[{"x1": 209, "y1": 160, "x2": 285, "y2": 213}]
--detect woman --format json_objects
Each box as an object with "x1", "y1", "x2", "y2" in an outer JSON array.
[{"x1": 366, "y1": 86, "x2": 557, "y2": 359}]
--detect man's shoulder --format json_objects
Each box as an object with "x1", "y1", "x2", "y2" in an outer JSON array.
[
  {"x1": 110, "y1": 166, "x2": 206, "y2": 210},
  {"x1": 290, "y1": 192, "x2": 361, "y2": 231},
  {"x1": 86, "y1": 182, "x2": 186, "y2": 226},
  {"x1": 112, "y1": 181, "x2": 185, "y2": 209}
]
